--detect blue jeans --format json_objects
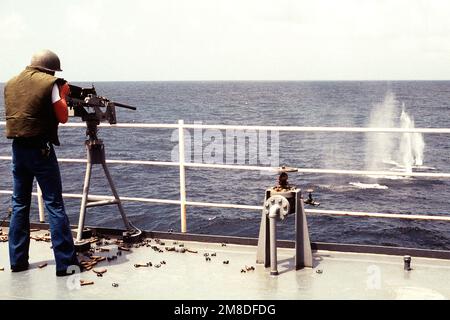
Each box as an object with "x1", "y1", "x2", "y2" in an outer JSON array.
[{"x1": 9, "y1": 139, "x2": 78, "y2": 273}]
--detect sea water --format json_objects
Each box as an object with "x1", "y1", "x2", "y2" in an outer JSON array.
[{"x1": 1, "y1": 81, "x2": 449, "y2": 250}]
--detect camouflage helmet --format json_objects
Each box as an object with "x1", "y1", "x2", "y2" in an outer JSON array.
[{"x1": 29, "y1": 49, "x2": 62, "y2": 72}]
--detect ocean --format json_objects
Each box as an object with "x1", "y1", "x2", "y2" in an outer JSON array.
[{"x1": 1, "y1": 81, "x2": 449, "y2": 250}]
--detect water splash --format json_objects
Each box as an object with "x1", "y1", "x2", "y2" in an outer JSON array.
[
  {"x1": 365, "y1": 92, "x2": 397, "y2": 172},
  {"x1": 399, "y1": 104, "x2": 425, "y2": 173},
  {"x1": 349, "y1": 182, "x2": 388, "y2": 190},
  {"x1": 366, "y1": 93, "x2": 425, "y2": 176}
]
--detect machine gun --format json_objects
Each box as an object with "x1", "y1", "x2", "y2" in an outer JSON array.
[
  {"x1": 65, "y1": 84, "x2": 142, "y2": 248},
  {"x1": 66, "y1": 84, "x2": 136, "y2": 140}
]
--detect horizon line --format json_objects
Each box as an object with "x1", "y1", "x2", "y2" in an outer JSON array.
[{"x1": 1, "y1": 79, "x2": 450, "y2": 84}]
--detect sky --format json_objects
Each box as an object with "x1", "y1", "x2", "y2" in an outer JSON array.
[{"x1": 1, "y1": 0, "x2": 450, "y2": 81}]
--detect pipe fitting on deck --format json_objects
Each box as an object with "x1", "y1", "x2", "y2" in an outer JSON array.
[
  {"x1": 257, "y1": 168, "x2": 313, "y2": 276},
  {"x1": 264, "y1": 195, "x2": 290, "y2": 221}
]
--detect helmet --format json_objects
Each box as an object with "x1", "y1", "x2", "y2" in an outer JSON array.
[{"x1": 29, "y1": 49, "x2": 62, "y2": 72}]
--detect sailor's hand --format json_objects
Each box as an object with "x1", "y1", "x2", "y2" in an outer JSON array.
[{"x1": 59, "y1": 82, "x2": 70, "y2": 99}]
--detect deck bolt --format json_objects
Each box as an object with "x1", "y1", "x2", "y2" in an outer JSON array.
[
  {"x1": 316, "y1": 269, "x2": 323, "y2": 274},
  {"x1": 112, "y1": 283, "x2": 119, "y2": 288},
  {"x1": 223, "y1": 260, "x2": 229, "y2": 264},
  {"x1": 404, "y1": 256, "x2": 412, "y2": 271},
  {"x1": 211, "y1": 253, "x2": 217, "y2": 257}
]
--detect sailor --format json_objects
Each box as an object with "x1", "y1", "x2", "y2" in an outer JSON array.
[{"x1": 4, "y1": 49, "x2": 80, "y2": 276}]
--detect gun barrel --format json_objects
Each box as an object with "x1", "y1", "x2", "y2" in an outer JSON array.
[{"x1": 113, "y1": 102, "x2": 137, "y2": 110}]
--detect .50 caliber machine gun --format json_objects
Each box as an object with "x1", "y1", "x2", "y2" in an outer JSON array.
[
  {"x1": 66, "y1": 84, "x2": 136, "y2": 138},
  {"x1": 66, "y1": 84, "x2": 142, "y2": 248}
]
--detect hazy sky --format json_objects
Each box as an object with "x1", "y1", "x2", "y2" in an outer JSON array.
[{"x1": 1, "y1": 0, "x2": 450, "y2": 81}]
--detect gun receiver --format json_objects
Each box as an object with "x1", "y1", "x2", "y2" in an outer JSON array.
[{"x1": 66, "y1": 84, "x2": 136, "y2": 125}]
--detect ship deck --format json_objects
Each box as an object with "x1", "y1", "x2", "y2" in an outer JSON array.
[{"x1": 1, "y1": 227, "x2": 450, "y2": 300}]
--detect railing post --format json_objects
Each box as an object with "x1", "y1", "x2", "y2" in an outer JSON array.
[
  {"x1": 37, "y1": 183, "x2": 45, "y2": 223},
  {"x1": 178, "y1": 120, "x2": 187, "y2": 232}
]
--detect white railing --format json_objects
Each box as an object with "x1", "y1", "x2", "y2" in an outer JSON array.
[{"x1": 1, "y1": 120, "x2": 450, "y2": 232}]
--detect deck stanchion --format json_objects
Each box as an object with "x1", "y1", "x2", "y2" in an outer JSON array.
[
  {"x1": 179, "y1": 120, "x2": 187, "y2": 233},
  {"x1": 37, "y1": 183, "x2": 45, "y2": 223}
]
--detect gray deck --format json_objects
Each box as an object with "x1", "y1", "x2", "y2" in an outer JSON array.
[{"x1": 1, "y1": 228, "x2": 449, "y2": 300}]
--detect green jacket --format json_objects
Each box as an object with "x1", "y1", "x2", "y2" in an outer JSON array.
[{"x1": 4, "y1": 66, "x2": 62, "y2": 145}]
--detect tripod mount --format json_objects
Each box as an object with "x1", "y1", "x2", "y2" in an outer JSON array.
[{"x1": 74, "y1": 118, "x2": 142, "y2": 249}]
